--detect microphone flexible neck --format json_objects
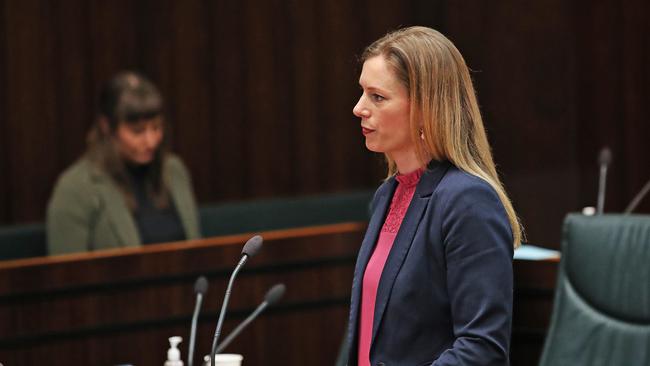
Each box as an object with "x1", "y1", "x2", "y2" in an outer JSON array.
[
  {"x1": 597, "y1": 164, "x2": 608, "y2": 215},
  {"x1": 625, "y1": 178, "x2": 650, "y2": 214},
  {"x1": 187, "y1": 293, "x2": 203, "y2": 366},
  {"x1": 214, "y1": 301, "x2": 269, "y2": 354},
  {"x1": 210, "y1": 255, "x2": 248, "y2": 366}
]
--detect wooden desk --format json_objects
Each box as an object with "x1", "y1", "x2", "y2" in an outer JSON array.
[
  {"x1": 511, "y1": 257, "x2": 559, "y2": 365},
  {"x1": 0, "y1": 222, "x2": 365, "y2": 366},
  {"x1": 0, "y1": 222, "x2": 558, "y2": 365}
]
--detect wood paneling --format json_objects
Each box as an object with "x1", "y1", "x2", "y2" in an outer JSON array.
[
  {"x1": 0, "y1": 0, "x2": 8, "y2": 222},
  {"x1": 0, "y1": 223, "x2": 366, "y2": 365},
  {"x1": 511, "y1": 258, "x2": 559, "y2": 365},
  {"x1": 441, "y1": 0, "x2": 580, "y2": 247},
  {"x1": 1, "y1": 0, "x2": 649, "y2": 248},
  {"x1": 574, "y1": 0, "x2": 650, "y2": 215}
]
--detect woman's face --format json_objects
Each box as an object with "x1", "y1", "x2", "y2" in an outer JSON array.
[
  {"x1": 113, "y1": 116, "x2": 164, "y2": 165},
  {"x1": 353, "y1": 56, "x2": 415, "y2": 163}
]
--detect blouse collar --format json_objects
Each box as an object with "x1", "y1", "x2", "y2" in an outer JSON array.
[{"x1": 395, "y1": 168, "x2": 423, "y2": 187}]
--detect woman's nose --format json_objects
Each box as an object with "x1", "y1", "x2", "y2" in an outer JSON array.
[
  {"x1": 143, "y1": 130, "x2": 161, "y2": 148},
  {"x1": 353, "y1": 96, "x2": 367, "y2": 118}
]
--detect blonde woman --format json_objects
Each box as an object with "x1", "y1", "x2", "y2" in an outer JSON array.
[{"x1": 347, "y1": 26, "x2": 521, "y2": 365}]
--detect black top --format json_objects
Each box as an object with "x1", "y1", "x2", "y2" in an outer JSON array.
[{"x1": 126, "y1": 164, "x2": 186, "y2": 244}]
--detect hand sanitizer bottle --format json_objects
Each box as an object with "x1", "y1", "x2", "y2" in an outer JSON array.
[{"x1": 164, "y1": 336, "x2": 184, "y2": 366}]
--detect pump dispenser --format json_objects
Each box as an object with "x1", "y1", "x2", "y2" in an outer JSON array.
[{"x1": 165, "y1": 336, "x2": 184, "y2": 366}]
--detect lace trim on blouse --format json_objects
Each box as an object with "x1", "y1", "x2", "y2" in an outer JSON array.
[{"x1": 380, "y1": 169, "x2": 423, "y2": 234}]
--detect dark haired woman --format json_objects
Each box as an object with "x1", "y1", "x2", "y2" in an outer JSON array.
[{"x1": 47, "y1": 71, "x2": 200, "y2": 255}]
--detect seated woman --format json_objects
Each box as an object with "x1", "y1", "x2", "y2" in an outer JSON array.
[{"x1": 47, "y1": 71, "x2": 200, "y2": 255}]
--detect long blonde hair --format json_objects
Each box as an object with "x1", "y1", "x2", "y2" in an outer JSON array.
[{"x1": 362, "y1": 26, "x2": 522, "y2": 248}]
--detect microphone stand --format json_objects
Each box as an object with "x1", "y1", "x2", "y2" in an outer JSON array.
[
  {"x1": 625, "y1": 178, "x2": 650, "y2": 214},
  {"x1": 597, "y1": 147, "x2": 612, "y2": 215},
  {"x1": 188, "y1": 276, "x2": 208, "y2": 366},
  {"x1": 208, "y1": 235, "x2": 263, "y2": 366},
  {"x1": 210, "y1": 255, "x2": 248, "y2": 366},
  {"x1": 215, "y1": 283, "x2": 285, "y2": 354}
]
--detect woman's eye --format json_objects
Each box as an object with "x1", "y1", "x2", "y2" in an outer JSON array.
[
  {"x1": 151, "y1": 122, "x2": 163, "y2": 132},
  {"x1": 371, "y1": 94, "x2": 385, "y2": 102},
  {"x1": 128, "y1": 124, "x2": 147, "y2": 134}
]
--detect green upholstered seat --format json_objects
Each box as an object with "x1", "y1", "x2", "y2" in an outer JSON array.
[
  {"x1": 539, "y1": 214, "x2": 650, "y2": 366},
  {"x1": 199, "y1": 190, "x2": 373, "y2": 237},
  {"x1": 0, "y1": 223, "x2": 47, "y2": 260}
]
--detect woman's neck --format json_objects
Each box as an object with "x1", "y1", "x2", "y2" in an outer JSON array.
[{"x1": 390, "y1": 149, "x2": 423, "y2": 175}]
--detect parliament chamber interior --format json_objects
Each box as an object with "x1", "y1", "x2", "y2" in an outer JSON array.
[{"x1": 0, "y1": 1, "x2": 648, "y2": 365}]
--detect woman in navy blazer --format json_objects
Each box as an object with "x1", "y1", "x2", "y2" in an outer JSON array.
[{"x1": 347, "y1": 27, "x2": 522, "y2": 365}]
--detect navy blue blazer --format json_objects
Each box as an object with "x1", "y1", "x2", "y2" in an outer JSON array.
[{"x1": 347, "y1": 161, "x2": 514, "y2": 366}]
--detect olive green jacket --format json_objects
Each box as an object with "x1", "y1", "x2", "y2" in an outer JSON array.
[{"x1": 46, "y1": 154, "x2": 200, "y2": 255}]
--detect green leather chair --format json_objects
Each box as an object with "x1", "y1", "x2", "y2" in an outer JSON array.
[
  {"x1": 199, "y1": 190, "x2": 373, "y2": 237},
  {"x1": 539, "y1": 214, "x2": 650, "y2": 366},
  {"x1": 0, "y1": 223, "x2": 47, "y2": 260}
]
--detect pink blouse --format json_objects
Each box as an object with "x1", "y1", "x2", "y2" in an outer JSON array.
[{"x1": 358, "y1": 169, "x2": 423, "y2": 366}]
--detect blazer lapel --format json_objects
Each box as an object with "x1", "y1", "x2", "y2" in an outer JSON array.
[
  {"x1": 348, "y1": 180, "x2": 396, "y2": 348},
  {"x1": 371, "y1": 161, "x2": 451, "y2": 346},
  {"x1": 91, "y1": 168, "x2": 140, "y2": 248},
  {"x1": 167, "y1": 170, "x2": 198, "y2": 239}
]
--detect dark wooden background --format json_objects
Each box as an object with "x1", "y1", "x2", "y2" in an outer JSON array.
[{"x1": 0, "y1": 0, "x2": 648, "y2": 248}]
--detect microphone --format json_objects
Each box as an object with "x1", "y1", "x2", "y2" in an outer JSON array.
[
  {"x1": 214, "y1": 283, "x2": 286, "y2": 354},
  {"x1": 597, "y1": 147, "x2": 612, "y2": 215},
  {"x1": 210, "y1": 235, "x2": 263, "y2": 366},
  {"x1": 624, "y1": 178, "x2": 650, "y2": 214},
  {"x1": 188, "y1": 276, "x2": 208, "y2": 366}
]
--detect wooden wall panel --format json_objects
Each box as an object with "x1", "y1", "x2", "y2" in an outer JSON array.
[
  {"x1": 442, "y1": 0, "x2": 580, "y2": 246},
  {"x1": 575, "y1": 0, "x2": 650, "y2": 215},
  {"x1": 0, "y1": 0, "x2": 8, "y2": 222},
  {"x1": 242, "y1": 0, "x2": 290, "y2": 197},
  {"x1": 288, "y1": 0, "x2": 324, "y2": 194},
  {"x1": 88, "y1": 1, "x2": 138, "y2": 80},
  {"x1": 53, "y1": 0, "x2": 93, "y2": 167},
  {"x1": 209, "y1": 1, "x2": 248, "y2": 199},
  {"x1": 1, "y1": 0, "x2": 649, "y2": 248},
  {"x1": 4, "y1": 0, "x2": 60, "y2": 223},
  {"x1": 167, "y1": 0, "x2": 215, "y2": 201}
]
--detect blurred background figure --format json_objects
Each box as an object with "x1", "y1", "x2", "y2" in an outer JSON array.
[{"x1": 46, "y1": 71, "x2": 200, "y2": 255}]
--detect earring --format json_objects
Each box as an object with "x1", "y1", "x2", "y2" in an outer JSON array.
[{"x1": 419, "y1": 128, "x2": 425, "y2": 140}]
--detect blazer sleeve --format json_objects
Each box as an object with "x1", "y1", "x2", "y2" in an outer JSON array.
[
  {"x1": 46, "y1": 175, "x2": 98, "y2": 255},
  {"x1": 433, "y1": 180, "x2": 514, "y2": 366}
]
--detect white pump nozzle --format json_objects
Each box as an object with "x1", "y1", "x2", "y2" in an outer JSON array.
[{"x1": 167, "y1": 336, "x2": 183, "y2": 362}]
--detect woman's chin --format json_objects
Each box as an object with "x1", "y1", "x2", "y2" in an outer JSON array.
[
  {"x1": 365, "y1": 142, "x2": 383, "y2": 153},
  {"x1": 126, "y1": 155, "x2": 155, "y2": 165}
]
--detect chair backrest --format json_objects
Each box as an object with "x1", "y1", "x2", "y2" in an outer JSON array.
[
  {"x1": 539, "y1": 214, "x2": 650, "y2": 366},
  {"x1": 0, "y1": 223, "x2": 47, "y2": 260},
  {"x1": 199, "y1": 190, "x2": 373, "y2": 237}
]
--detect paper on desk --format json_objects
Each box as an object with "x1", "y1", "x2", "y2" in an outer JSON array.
[{"x1": 514, "y1": 244, "x2": 560, "y2": 260}]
